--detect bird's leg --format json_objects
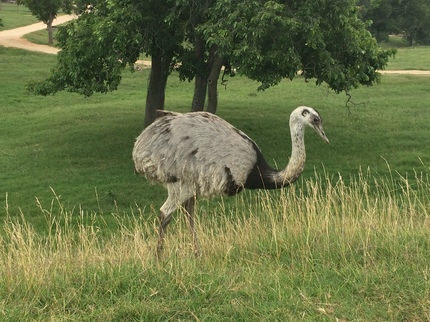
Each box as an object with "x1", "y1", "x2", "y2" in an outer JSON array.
[
  {"x1": 157, "y1": 211, "x2": 172, "y2": 258},
  {"x1": 183, "y1": 197, "x2": 201, "y2": 257}
]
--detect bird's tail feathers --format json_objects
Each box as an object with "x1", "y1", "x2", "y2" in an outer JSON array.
[{"x1": 155, "y1": 110, "x2": 180, "y2": 118}]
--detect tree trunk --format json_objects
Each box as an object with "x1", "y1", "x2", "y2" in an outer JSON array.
[
  {"x1": 47, "y1": 16, "x2": 54, "y2": 46},
  {"x1": 191, "y1": 32, "x2": 208, "y2": 112},
  {"x1": 191, "y1": 74, "x2": 207, "y2": 112},
  {"x1": 144, "y1": 49, "x2": 172, "y2": 127},
  {"x1": 191, "y1": 39, "x2": 225, "y2": 113},
  {"x1": 206, "y1": 55, "x2": 224, "y2": 114}
]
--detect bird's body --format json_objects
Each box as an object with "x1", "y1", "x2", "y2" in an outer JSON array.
[
  {"x1": 133, "y1": 106, "x2": 329, "y2": 256},
  {"x1": 133, "y1": 110, "x2": 256, "y2": 197}
]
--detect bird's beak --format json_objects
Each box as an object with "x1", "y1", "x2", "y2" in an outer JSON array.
[{"x1": 314, "y1": 124, "x2": 329, "y2": 144}]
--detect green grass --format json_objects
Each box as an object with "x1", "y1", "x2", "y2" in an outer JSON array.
[
  {"x1": 1, "y1": 45, "x2": 430, "y2": 219},
  {"x1": 23, "y1": 19, "x2": 67, "y2": 46},
  {"x1": 1, "y1": 38, "x2": 430, "y2": 320},
  {"x1": 379, "y1": 34, "x2": 410, "y2": 49},
  {"x1": 0, "y1": 3, "x2": 38, "y2": 30},
  {"x1": 23, "y1": 26, "x2": 59, "y2": 46},
  {"x1": 382, "y1": 35, "x2": 430, "y2": 70},
  {"x1": 386, "y1": 46, "x2": 430, "y2": 70}
]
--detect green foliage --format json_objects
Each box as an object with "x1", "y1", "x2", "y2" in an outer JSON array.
[
  {"x1": 15, "y1": 0, "x2": 73, "y2": 45},
  {"x1": 359, "y1": 0, "x2": 430, "y2": 45},
  {"x1": 358, "y1": 0, "x2": 399, "y2": 42},
  {"x1": 202, "y1": 0, "x2": 395, "y2": 92},
  {"x1": 29, "y1": 0, "x2": 395, "y2": 104},
  {"x1": 27, "y1": 6, "x2": 130, "y2": 95},
  {"x1": 395, "y1": 0, "x2": 430, "y2": 45},
  {"x1": 29, "y1": 14, "x2": 126, "y2": 95},
  {"x1": 27, "y1": 0, "x2": 182, "y2": 97},
  {"x1": 17, "y1": 0, "x2": 72, "y2": 25}
]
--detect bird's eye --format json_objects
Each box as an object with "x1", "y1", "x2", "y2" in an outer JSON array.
[{"x1": 313, "y1": 117, "x2": 320, "y2": 123}]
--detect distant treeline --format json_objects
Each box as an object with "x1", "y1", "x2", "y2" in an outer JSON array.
[{"x1": 358, "y1": 0, "x2": 430, "y2": 45}]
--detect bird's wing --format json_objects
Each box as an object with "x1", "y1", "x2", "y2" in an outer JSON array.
[{"x1": 133, "y1": 112, "x2": 260, "y2": 195}]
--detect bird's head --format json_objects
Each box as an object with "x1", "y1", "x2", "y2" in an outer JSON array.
[{"x1": 293, "y1": 106, "x2": 329, "y2": 144}]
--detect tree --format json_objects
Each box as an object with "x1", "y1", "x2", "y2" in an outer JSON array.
[
  {"x1": 358, "y1": 0, "x2": 398, "y2": 42},
  {"x1": 29, "y1": 0, "x2": 394, "y2": 127},
  {"x1": 394, "y1": 0, "x2": 430, "y2": 45},
  {"x1": 358, "y1": 0, "x2": 430, "y2": 45},
  {"x1": 28, "y1": 0, "x2": 184, "y2": 126},
  {"x1": 173, "y1": 0, "x2": 231, "y2": 114},
  {"x1": 201, "y1": 0, "x2": 395, "y2": 94},
  {"x1": 17, "y1": 0, "x2": 73, "y2": 45}
]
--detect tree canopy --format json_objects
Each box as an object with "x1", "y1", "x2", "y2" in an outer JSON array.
[
  {"x1": 17, "y1": 0, "x2": 73, "y2": 45},
  {"x1": 358, "y1": 0, "x2": 430, "y2": 45},
  {"x1": 28, "y1": 0, "x2": 395, "y2": 126},
  {"x1": 202, "y1": 0, "x2": 393, "y2": 93},
  {"x1": 28, "y1": 0, "x2": 183, "y2": 126}
]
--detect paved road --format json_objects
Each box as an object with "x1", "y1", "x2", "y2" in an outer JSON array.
[{"x1": 1, "y1": 17, "x2": 429, "y2": 75}]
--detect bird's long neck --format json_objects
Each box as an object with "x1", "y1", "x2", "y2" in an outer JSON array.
[
  {"x1": 243, "y1": 117, "x2": 306, "y2": 190},
  {"x1": 273, "y1": 120, "x2": 306, "y2": 188}
]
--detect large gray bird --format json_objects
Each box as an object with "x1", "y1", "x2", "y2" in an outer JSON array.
[{"x1": 133, "y1": 106, "x2": 329, "y2": 256}]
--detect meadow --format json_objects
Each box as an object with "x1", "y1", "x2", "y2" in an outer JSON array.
[
  {"x1": 0, "y1": 3, "x2": 38, "y2": 29},
  {"x1": 1, "y1": 9, "x2": 430, "y2": 321}
]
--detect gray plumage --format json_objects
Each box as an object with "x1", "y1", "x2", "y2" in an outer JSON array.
[{"x1": 132, "y1": 106, "x2": 329, "y2": 256}]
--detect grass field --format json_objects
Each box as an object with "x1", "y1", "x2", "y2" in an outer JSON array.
[
  {"x1": 385, "y1": 45, "x2": 430, "y2": 70},
  {"x1": 23, "y1": 25, "x2": 60, "y2": 46},
  {"x1": 2, "y1": 45, "x2": 430, "y2": 217},
  {"x1": 1, "y1": 11, "x2": 430, "y2": 321},
  {"x1": 379, "y1": 35, "x2": 430, "y2": 70},
  {"x1": 0, "y1": 3, "x2": 38, "y2": 29}
]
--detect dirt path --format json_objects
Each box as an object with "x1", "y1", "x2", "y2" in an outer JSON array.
[
  {"x1": 1, "y1": 18, "x2": 429, "y2": 75},
  {"x1": 378, "y1": 70, "x2": 430, "y2": 75},
  {"x1": 0, "y1": 15, "x2": 78, "y2": 54}
]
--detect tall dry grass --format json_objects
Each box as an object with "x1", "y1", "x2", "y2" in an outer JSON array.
[
  {"x1": 1, "y1": 192, "x2": 155, "y2": 293},
  {"x1": 1, "y1": 168, "x2": 430, "y2": 320},
  {"x1": 2, "y1": 168, "x2": 430, "y2": 281}
]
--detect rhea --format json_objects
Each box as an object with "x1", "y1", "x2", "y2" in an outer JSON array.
[{"x1": 133, "y1": 106, "x2": 329, "y2": 256}]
